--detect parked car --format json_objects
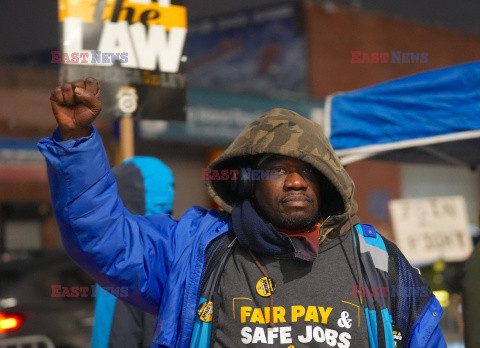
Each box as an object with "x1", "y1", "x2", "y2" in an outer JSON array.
[{"x1": 0, "y1": 250, "x2": 95, "y2": 348}]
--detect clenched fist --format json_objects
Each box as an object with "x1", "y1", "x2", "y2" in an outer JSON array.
[{"x1": 50, "y1": 77, "x2": 102, "y2": 140}]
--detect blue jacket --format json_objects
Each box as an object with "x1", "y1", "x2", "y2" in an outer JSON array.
[{"x1": 38, "y1": 128, "x2": 445, "y2": 347}]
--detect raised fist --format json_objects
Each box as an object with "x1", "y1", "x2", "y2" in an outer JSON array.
[{"x1": 50, "y1": 77, "x2": 102, "y2": 140}]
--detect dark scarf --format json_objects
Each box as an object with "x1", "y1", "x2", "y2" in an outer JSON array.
[{"x1": 231, "y1": 200, "x2": 320, "y2": 261}]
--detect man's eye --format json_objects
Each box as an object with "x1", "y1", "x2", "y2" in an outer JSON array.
[
  {"x1": 301, "y1": 167, "x2": 314, "y2": 175},
  {"x1": 271, "y1": 168, "x2": 286, "y2": 174}
]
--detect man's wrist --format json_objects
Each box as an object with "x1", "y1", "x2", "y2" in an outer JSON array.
[{"x1": 59, "y1": 125, "x2": 93, "y2": 141}]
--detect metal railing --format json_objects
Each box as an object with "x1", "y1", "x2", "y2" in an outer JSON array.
[{"x1": 0, "y1": 335, "x2": 55, "y2": 348}]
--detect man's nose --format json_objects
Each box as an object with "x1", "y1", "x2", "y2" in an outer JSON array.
[{"x1": 284, "y1": 171, "x2": 308, "y2": 190}]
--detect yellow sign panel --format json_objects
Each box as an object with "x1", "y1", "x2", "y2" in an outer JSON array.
[
  {"x1": 58, "y1": 0, "x2": 98, "y2": 23},
  {"x1": 59, "y1": 0, "x2": 187, "y2": 29}
]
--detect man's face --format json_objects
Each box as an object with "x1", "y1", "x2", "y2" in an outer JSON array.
[{"x1": 252, "y1": 155, "x2": 322, "y2": 232}]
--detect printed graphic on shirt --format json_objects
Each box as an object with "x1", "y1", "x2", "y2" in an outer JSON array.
[
  {"x1": 213, "y1": 232, "x2": 369, "y2": 347},
  {"x1": 231, "y1": 298, "x2": 362, "y2": 347}
]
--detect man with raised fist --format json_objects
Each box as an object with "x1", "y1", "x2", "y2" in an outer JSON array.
[{"x1": 40, "y1": 78, "x2": 446, "y2": 348}]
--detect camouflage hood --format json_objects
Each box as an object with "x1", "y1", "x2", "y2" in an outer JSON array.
[{"x1": 206, "y1": 108, "x2": 358, "y2": 238}]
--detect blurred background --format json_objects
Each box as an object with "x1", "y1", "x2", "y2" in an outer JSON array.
[{"x1": 1, "y1": 0, "x2": 479, "y2": 347}]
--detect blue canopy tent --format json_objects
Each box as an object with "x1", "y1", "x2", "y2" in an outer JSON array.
[{"x1": 324, "y1": 61, "x2": 480, "y2": 168}]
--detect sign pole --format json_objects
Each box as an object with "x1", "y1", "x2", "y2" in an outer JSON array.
[
  {"x1": 119, "y1": 116, "x2": 134, "y2": 162},
  {"x1": 116, "y1": 86, "x2": 139, "y2": 163}
]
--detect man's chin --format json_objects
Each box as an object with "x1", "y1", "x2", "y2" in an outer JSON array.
[{"x1": 274, "y1": 212, "x2": 320, "y2": 232}]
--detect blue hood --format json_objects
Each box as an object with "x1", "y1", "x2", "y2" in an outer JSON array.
[{"x1": 113, "y1": 156, "x2": 174, "y2": 215}]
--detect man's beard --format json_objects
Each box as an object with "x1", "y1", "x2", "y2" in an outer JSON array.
[{"x1": 272, "y1": 211, "x2": 322, "y2": 232}]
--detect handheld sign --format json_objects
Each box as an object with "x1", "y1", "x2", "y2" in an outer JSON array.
[
  {"x1": 56, "y1": 0, "x2": 187, "y2": 121},
  {"x1": 389, "y1": 195, "x2": 473, "y2": 265}
]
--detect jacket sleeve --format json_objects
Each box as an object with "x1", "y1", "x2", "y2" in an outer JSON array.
[
  {"x1": 407, "y1": 297, "x2": 447, "y2": 348},
  {"x1": 38, "y1": 127, "x2": 180, "y2": 315}
]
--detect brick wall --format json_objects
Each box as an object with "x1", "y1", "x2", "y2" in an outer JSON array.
[{"x1": 303, "y1": 1, "x2": 480, "y2": 98}]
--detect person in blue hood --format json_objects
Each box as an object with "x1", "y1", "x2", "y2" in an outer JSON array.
[
  {"x1": 91, "y1": 156, "x2": 175, "y2": 348},
  {"x1": 39, "y1": 77, "x2": 446, "y2": 347}
]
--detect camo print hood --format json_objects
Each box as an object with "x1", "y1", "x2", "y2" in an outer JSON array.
[{"x1": 206, "y1": 108, "x2": 358, "y2": 238}]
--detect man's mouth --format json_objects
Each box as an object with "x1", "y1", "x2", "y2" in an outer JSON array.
[{"x1": 281, "y1": 194, "x2": 312, "y2": 207}]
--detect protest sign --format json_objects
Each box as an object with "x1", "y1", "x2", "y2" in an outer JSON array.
[
  {"x1": 57, "y1": 0, "x2": 187, "y2": 121},
  {"x1": 389, "y1": 195, "x2": 473, "y2": 264}
]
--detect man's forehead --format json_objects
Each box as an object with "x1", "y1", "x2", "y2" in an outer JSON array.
[{"x1": 258, "y1": 154, "x2": 310, "y2": 167}]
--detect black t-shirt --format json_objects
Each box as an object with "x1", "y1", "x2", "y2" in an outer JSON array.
[{"x1": 212, "y1": 230, "x2": 369, "y2": 348}]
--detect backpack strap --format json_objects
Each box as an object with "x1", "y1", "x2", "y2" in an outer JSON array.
[
  {"x1": 382, "y1": 236, "x2": 435, "y2": 347},
  {"x1": 353, "y1": 223, "x2": 396, "y2": 348},
  {"x1": 190, "y1": 233, "x2": 236, "y2": 348}
]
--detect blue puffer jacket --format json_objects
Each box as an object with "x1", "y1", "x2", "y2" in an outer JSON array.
[{"x1": 38, "y1": 127, "x2": 445, "y2": 348}]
